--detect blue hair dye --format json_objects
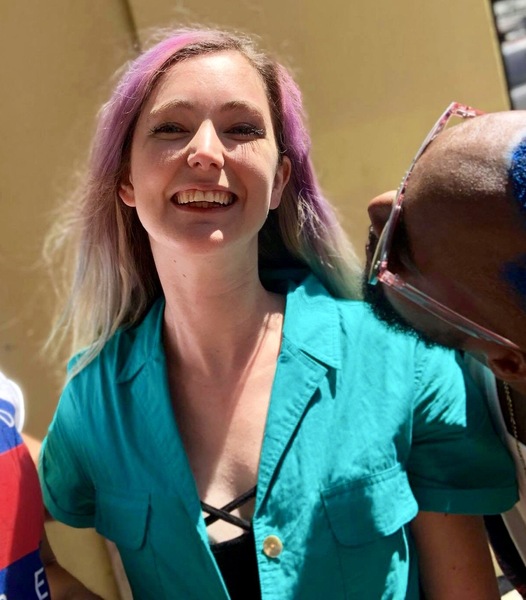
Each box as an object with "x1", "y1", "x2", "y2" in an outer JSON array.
[
  {"x1": 502, "y1": 254, "x2": 526, "y2": 305},
  {"x1": 510, "y1": 137, "x2": 526, "y2": 211}
]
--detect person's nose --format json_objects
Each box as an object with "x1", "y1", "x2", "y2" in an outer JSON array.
[
  {"x1": 368, "y1": 191, "x2": 396, "y2": 236},
  {"x1": 187, "y1": 122, "x2": 225, "y2": 170}
]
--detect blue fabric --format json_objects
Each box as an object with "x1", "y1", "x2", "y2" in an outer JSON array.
[
  {"x1": 0, "y1": 398, "x2": 21, "y2": 453},
  {"x1": 0, "y1": 551, "x2": 49, "y2": 599},
  {"x1": 39, "y1": 274, "x2": 517, "y2": 600},
  {"x1": 501, "y1": 253, "x2": 526, "y2": 305}
]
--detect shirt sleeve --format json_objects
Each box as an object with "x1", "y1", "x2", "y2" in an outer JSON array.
[
  {"x1": 407, "y1": 348, "x2": 518, "y2": 515},
  {"x1": 38, "y1": 382, "x2": 96, "y2": 527}
]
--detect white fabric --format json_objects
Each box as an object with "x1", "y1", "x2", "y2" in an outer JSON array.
[
  {"x1": 0, "y1": 369, "x2": 24, "y2": 432},
  {"x1": 464, "y1": 355, "x2": 526, "y2": 564}
]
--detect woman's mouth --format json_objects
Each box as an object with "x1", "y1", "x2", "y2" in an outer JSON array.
[{"x1": 172, "y1": 190, "x2": 236, "y2": 208}]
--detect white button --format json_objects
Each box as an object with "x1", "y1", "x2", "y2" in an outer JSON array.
[{"x1": 263, "y1": 534, "x2": 283, "y2": 558}]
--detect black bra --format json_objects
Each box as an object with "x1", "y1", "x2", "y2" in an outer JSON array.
[{"x1": 201, "y1": 486, "x2": 262, "y2": 599}]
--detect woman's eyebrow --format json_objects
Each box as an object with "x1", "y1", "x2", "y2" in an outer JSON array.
[
  {"x1": 148, "y1": 99, "x2": 193, "y2": 119},
  {"x1": 219, "y1": 100, "x2": 264, "y2": 116},
  {"x1": 147, "y1": 99, "x2": 264, "y2": 120}
]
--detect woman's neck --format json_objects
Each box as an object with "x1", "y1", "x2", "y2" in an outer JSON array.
[{"x1": 157, "y1": 251, "x2": 284, "y2": 377}]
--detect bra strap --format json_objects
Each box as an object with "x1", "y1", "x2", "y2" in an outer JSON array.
[{"x1": 201, "y1": 485, "x2": 257, "y2": 530}]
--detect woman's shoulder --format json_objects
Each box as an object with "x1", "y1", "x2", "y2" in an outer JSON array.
[
  {"x1": 329, "y1": 289, "x2": 460, "y2": 375},
  {"x1": 67, "y1": 297, "x2": 165, "y2": 384}
]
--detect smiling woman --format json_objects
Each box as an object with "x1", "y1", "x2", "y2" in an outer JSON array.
[
  {"x1": 39, "y1": 28, "x2": 518, "y2": 600},
  {"x1": 118, "y1": 51, "x2": 290, "y2": 257}
]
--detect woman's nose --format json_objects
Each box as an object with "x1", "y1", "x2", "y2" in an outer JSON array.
[
  {"x1": 368, "y1": 191, "x2": 396, "y2": 236},
  {"x1": 187, "y1": 122, "x2": 225, "y2": 170}
]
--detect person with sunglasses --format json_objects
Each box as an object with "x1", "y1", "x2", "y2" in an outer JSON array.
[{"x1": 365, "y1": 105, "x2": 526, "y2": 594}]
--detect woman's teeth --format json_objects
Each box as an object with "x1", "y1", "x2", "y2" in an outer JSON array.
[{"x1": 175, "y1": 190, "x2": 235, "y2": 207}]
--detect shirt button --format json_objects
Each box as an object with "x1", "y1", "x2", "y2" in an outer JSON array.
[{"x1": 263, "y1": 535, "x2": 283, "y2": 558}]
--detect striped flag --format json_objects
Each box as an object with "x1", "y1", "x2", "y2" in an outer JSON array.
[{"x1": 0, "y1": 395, "x2": 50, "y2": 598}]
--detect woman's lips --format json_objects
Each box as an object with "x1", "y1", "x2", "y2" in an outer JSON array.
[{"x1": 172, "y1": 190, "x2": 236, "y2": 208}]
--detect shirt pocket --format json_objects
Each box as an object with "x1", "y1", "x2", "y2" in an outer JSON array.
[
  {"x1": 95, "y1": 489, "x2": 149, "y2": 549},
  {"x1": 95, "y1": 489, "x2": 168, "y2": 599},
  {"x1": 321, "y1": 464, "x2": 418, "y2": 546}
]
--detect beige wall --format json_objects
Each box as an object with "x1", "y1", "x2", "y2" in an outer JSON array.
[{"x1": 0, "y1": 1, "x2": 509, "y2": 596}]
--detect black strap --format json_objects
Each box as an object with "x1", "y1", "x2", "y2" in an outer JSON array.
[{"x1": 201, "y1": 485, "x2": 257, "y2": 531}]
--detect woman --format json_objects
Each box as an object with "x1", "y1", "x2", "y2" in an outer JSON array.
[{"x1": 40, "y1": 28, "x2": 517, "y2": 599}]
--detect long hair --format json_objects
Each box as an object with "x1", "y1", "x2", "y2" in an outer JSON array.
[{"x1": 46, "y1": 28, "x2": 362, "y2": 372}]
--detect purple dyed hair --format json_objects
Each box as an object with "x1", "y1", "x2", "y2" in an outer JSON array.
[{"x1": 48, "y1": 28, "x2": 361, "y2": 367}]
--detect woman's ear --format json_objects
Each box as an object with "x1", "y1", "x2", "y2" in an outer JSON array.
[
  {"x1": 118, "y1": 168, "x2": 136, "y2": 207},
  {"x1": 270, "y1": 156, "x2": 292, "y2": 210}
]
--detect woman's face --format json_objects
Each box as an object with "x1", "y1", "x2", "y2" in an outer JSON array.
[{"x1": 119, "y1": 50, "x2": 290, "y2": 260}]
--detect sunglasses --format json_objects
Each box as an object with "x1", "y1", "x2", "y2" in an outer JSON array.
[{"x1": 367, "y1": 101, "x2": 521, "y2": 351}]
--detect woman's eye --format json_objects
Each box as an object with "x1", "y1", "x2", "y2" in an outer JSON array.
[
  {"x1": 149, "y1": 123, "x2": 185, "y2": 135},
  {"x1": 228, "y1": 124, "x2": 265, "y2": 138}
]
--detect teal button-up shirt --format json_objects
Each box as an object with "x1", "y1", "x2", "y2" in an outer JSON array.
[{"x1": 40, "y1": 275, "x2": 517, "y2": 599}]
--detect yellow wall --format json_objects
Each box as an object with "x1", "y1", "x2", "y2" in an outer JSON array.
[
  {"x1": 0, "y1": 1, "x2": 509, "y2": 597},
  {"x1": 0, "y1": 1, "x2": 134, "y2": 437}
]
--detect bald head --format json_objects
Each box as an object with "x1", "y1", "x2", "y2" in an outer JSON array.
[
  {"x1": 401, "y1": 112, "x2": 526, "y2": 314},
  {"x1": 407, "y1": 111, "x2": 526, "y2": 221},
  {"x1": 366, "y1": 110, "x2": 526, "y2": 360}
]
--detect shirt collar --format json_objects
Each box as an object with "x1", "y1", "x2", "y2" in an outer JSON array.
[
  {"x1": 117, "y1": 273, "x2": 342, "y2": 382},
  {"x1": 282, "y1": 274, "x2": 341, "y2": 370},
  {"x1": 116, "y1": 297, "x2": 165, "y2": 383}
]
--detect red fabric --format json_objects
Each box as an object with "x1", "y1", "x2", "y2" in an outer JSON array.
[{"x1": 0, "y1": 442, "x2": 44, "y2": 570}]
